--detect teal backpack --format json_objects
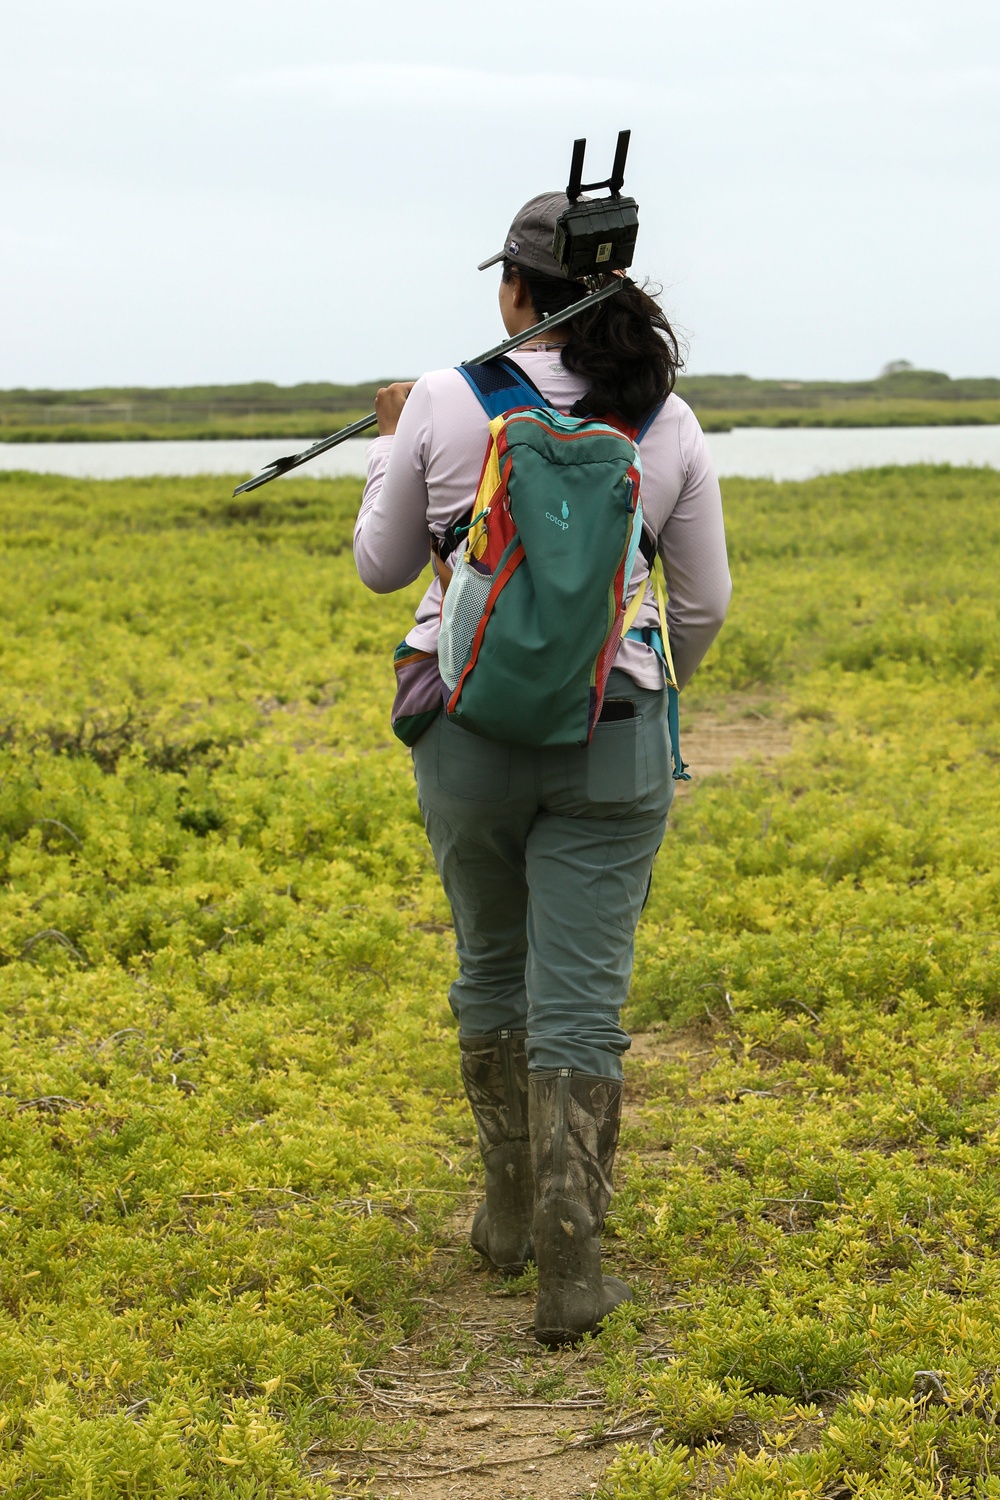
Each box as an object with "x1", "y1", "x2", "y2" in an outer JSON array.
[{"x1": 431, "y1": 358, "x2": 686, "y2": 776}]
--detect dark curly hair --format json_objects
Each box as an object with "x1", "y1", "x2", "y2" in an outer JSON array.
[{"x1": 501, "y1": 259, "x2": 682, "y2": 426}]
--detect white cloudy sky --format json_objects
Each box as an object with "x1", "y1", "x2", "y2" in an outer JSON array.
[{"x1": 3, "y1": 0, "x2": 998, "y2": 388}]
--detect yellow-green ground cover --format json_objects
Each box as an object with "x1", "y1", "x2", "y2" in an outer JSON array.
[{"x1": 0, "y1": 464, "x2": 998, "y2": 1497}]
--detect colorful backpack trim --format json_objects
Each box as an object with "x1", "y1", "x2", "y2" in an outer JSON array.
[{"x1": 436, "y1": 358, "x2": 649, "y2": 748}]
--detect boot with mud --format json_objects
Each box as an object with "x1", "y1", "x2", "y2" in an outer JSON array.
[
  {"x1": 459, "y1": 1030, "x2": 534, "y2": 1276},
  {"x1": 530, "y1": 1068, "x2": 632, "y2": 1346}
]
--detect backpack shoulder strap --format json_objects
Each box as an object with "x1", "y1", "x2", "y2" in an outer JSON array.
[
  {"x1": 623, "y1": 402, "x2": 665, "y2": 567},
  {"x1": 433, "y1": 359, "x2": 546, "y2": 565},
  {"x1": 636, "y1": 401, "x2": 665, "y2": 443},
  {"x1": 595, "y1": 398, "x2": 665, "y2": 445},
  {"x1": 457, "y1": 356, "x2": 549, "y2": 419}
]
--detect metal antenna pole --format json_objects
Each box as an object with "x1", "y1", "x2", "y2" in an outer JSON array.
[{"x1": 231, "y1": 278, "x2": 622, "y2": 497}]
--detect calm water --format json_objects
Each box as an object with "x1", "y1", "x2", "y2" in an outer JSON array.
[{"x1": 2, "y1": 426, "x2": 1000, "y2": 483}]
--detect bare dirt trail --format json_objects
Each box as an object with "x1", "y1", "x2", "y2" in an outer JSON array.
[
  {"x1": 338, "y1": 1268, "x2": 636, "y2": 1499},
  {"x1": 338, "y1": 1028, "x2": 705, "y2": 1500},
  {"x1": 673, "y1": 701, "x2": 793, "y2": 791},
  {"x1": 335, "y1": 709, "x2": 792, "y2": 1500}
]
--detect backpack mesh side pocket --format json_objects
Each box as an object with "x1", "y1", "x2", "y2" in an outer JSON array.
[{"x1": 439, "y1": 557, "x2": 494, "y2": 692}]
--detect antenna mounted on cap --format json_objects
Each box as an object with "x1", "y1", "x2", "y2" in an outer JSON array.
[{"x1": 554, "y1": 129, "x2": 639, "y2": 279}]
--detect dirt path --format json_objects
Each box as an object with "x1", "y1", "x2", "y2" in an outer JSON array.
[
  {"x1": 673, "y1": 701, "x2": 793, "y2": 791},
  {"x1": 340, "y1": 1267, "x2": 639, "y2": 1499},
  {"x1": 336, "y1": 710, "x2": 791, "y2": 1499},
  {"x1": 339, "y1": 1029, "x2": 706, "y2": 1500}
]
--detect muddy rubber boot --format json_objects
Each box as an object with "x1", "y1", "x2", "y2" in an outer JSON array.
[
  {"x1": 530, "y1": 1069, "x2": 632, "y2": 1347},
  {"x1": 459, "y1": 1030, "x2": 534, "y2": 1276}
]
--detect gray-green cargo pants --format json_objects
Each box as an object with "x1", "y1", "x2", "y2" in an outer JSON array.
[{"x1": 411, "y1": 670, "x2": 674, "y2": 1080}]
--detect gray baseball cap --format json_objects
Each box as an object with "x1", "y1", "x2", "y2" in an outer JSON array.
[{"x1": 477, "y1": 192, "x2": 573, "y2": 279}]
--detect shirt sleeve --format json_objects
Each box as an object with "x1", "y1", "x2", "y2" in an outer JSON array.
[
  {"x1": 353, "y1": 377, "x2": 435, "y2": 593},
  {"x1": 658, "y1": 406, "x2": 732, "y2": 690}
]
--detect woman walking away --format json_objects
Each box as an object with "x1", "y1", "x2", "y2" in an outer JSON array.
[{"x1": 354, "y1": 189, "x2": 731, "y2": 1346}]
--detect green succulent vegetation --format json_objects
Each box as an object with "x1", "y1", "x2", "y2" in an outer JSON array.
[
  {"x1": 0, "y1": 461, "x2": 998, "y2": 1496},
  {"x1": 2, "y1": 367, "x2": 999, "y2": 441}
]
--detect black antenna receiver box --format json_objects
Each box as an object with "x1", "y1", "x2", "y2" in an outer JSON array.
[{"x1": 552, "y1": 130, "x2": 639, "y2": 278}]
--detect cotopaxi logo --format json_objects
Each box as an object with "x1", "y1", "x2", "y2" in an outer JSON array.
[{"x1": 545, "y1": 500, "x2": 571, "y2": 531}]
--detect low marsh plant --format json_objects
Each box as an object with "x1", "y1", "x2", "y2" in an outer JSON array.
[{"x1": 1, "y1": 463, "x2": 998, "y2": 1494}]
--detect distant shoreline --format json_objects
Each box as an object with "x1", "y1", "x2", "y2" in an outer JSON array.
[
  {"x1": 3, "y1": 402, "x2": 1000, "y2": 442},
  {"x1": 2, "y1": 368, "x2": 999, "y2": 442}
]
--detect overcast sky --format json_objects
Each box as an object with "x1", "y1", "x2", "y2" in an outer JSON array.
[{"x1": 3, "y1": 0, "x2": 998, "y2": 389}]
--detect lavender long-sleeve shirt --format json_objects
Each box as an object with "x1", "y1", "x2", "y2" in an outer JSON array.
[{"x1": 354, "y1": 349, "x2": 731, "y2": 691}]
